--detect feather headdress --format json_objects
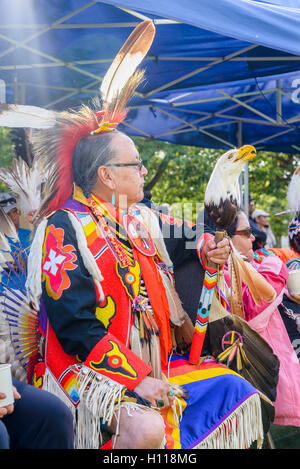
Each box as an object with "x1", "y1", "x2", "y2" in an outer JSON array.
[
  {"x1": 0, "y1": 157, "x2": 43, "y2": 218},
  {"x1": 0, "y1": 20, "x2": 155, "y2": 218},
  {"x1": 0, "y1": 206, "x2": 19, "y2": 242},
  {"x1": 274, "y1": 163, "x2": 300, "y2": 217},
  {"x1": 0, "y1": 104, "x2": 56, "y2": 129}
]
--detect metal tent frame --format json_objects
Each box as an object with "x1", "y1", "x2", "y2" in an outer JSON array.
[{"x1": 1, "y1": 1, "x2": 300, "y2": 211}]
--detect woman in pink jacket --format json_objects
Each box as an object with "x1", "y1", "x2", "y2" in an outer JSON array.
[{"x1": 224, "y1": 209, "x2": 300, "y2": 427}]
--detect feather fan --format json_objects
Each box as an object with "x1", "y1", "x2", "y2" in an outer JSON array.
[
  {"x1": 208, "y1": 293, "x2": 279, "y2": 404},
  {"x1": 0, "y1": 236, "x2": 14, "y2": 265},
  {"x1": 0, "y1": 283, "x2": 39, "y2": 373},
  {"x1": 208, "y1": 303, "x2": 277, "y2": 434}
]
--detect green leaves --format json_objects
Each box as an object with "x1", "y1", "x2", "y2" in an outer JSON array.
[
  {"x1": 134, "y1": 136, "x2": 300, "y2": 236},
  {"x1": 0, "y1": 128, "x2": 16, "y2": 192}
]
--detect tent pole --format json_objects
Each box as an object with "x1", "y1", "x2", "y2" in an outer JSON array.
[
  {"x1": 237, "y1": 121, "x2": 248, "y2": 216},
  {"x1": 276, "y1": 79, "x2": 282, "y2": 124},
  {"x1": 0, "y1": 79, "x2": 5, "y2": 103}
]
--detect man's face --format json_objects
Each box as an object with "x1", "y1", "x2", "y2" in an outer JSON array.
[
  {"x1": 108, "y1": 133, "x2": 148, "y2": 208},
  {"x1": 257, "y1": 215, "x2": 268, "y2": 227},
  {"x1": 8, "y1": 207, "x2": 20, "y2": 230}
]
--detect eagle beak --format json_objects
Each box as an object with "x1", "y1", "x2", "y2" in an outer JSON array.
[{"x1": 234, "y1": 145, "x2": 256, "y2": 162}]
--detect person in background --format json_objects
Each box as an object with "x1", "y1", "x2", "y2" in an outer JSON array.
[
  {"x1": 0, "y1": 193, "x2": 31, "y2": 250},
  {"x1": 252, "y1": 208, "x2": 277, "y2": 249},
  {"x1": 254, "y1": 212, "x2": 300, "y2": 361},
  {"x1": 0, "y1": 193, "x2": 31, "y2": 291},
  {"x1": 225, "y1": 209, "x2": 300, "y2": 427},
  {"x1": 0, "y1": 374, "x2": 74, "y2": 449},
  {"x1": 248, "y1": 195, "x2": 267, "y2": 251},
  {"x1": 141, "y1": 190, "x2": 153, "y2": 208}
]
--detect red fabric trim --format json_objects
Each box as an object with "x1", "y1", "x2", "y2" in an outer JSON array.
[
  {"x1": 84, "y1": 333, "x2": 151, "y2": 390},
  {"x1": 101, "y1": 439, "x2": 112, "y2": 449},
  {"x1": 133, "y1": 247, "x2": 172, "y2": 367},
  {"x1": 46, "y1": 322, "x2": 79, "y2": 379}
]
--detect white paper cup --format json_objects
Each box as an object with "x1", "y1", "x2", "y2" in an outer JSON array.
[
  {"x1": 287, "y1": 270, "x2": 300, "y2": 295},
  {"x1": 0, "y1": 364, "x2": 14, "y2": 407}
]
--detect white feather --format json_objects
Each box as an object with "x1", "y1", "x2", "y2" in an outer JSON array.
[
  {"x1": 0, "y1": 207, "x2": 19, "y2": 241},
  {"x1": 100, "y1": 20, "x2": 155, "y2": 105},
  {"x1": 0, "y1": 104, "x2": 56, "y2": 129},
  {"x1": 205, "y1": 149, "x2": 245, "y2": 206},
  {"x1": 0, "y1": 247, "x2": 14, "y2": 266},
  {"x1": 0, "y1": 157, "x2": 42, "y2": 215},
  {"x1": 101, "y1": 52, "x2": 145, "y2": 104},
  {"x1": 287, "y1": 171, "x2": 300, "y2": 213},
  {"x1": 0, "y1": 233, "x2": 11, "y2": 252}
]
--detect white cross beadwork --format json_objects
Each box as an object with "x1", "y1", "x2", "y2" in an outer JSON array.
[{"x1": 43, "y1": 249, "x2": 66, "y2": 276}]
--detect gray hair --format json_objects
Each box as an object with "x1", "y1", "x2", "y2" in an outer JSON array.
[{"x1": 72, "y1": 130, "x2": 122, "y2": 198}]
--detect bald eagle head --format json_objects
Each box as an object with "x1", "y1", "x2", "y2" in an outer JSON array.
[{"x1": 205, "y1": 145, "x2": 256, "y2": 229}]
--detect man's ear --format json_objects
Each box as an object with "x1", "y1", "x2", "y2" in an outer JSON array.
[{"x1": 96, "y1": 166, "x2": 116, "y2": 191}]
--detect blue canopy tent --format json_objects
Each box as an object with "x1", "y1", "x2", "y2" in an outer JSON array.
[
  {"x1": 0, "y1": 0, "x2": 299, "y2": 150},
  {"x1": 0, "y1": 0, "x2": 300, "y2": 208}
]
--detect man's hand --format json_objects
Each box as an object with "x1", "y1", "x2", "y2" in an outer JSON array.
[
  {"x1": 134, "y1": 376, "x2": 175, "y2": 409},
  {"x1": 0, "y1": 386, "x2": 21, "y2": 418},
  {"x1": 203, "y1": 237, "x2": 230, "y2": 267}
]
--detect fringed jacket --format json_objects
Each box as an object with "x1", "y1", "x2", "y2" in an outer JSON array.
[{"x1": 31, "y1": 188, "x2": 212, "y2": 399}]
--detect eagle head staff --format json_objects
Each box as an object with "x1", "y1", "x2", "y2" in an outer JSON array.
[{"x1": 204, "y1": 145, "x2": 256, "y2": 229}]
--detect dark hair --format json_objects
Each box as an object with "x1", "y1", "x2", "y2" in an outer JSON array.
[
  {"x1": 72, "y1": 130, "x2": 122, "y2": 198},
  {"x1": 225, "y1": 209, "x2": 244, "y2": 238},
  {"x1": 143, "y1": 190, "x2": 152, "y2": 200}
]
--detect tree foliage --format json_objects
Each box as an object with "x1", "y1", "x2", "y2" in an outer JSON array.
[
  {"x1": 134, "y1": 137, "x2": 300, "y2": 238},
  {"x1": 0, "y1": 128, "x2": 17, "y2": 192},
  {"x1": 0, "y1": 130, "x2": 298, "y2": 241}
]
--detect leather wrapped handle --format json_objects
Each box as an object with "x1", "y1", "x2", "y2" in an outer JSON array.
[{"x1": 207, "y1": 230, "x2": 226, "y2": 270}]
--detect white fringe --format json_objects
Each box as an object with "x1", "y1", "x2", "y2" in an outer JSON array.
[
  {"x1": 43, "y1": 367, "x2": 263, "y2": 450},
  {"x1": 43, "y1": 367, "x2": 105, "y2": 449},
  {"x1": 158, "y1": 268, "x2": 185, "y2": 327},
  {"x1": 76, "y1": 366, "x2": 125, "y2": 427},
  {"x1": 26, "y1": 217, "x2": 48, "y2": 305},
  {"x1": 43, "y1": 366, "x2": 158, "y2": 449},
  {"x1": 194, "y1": 392, "x2": 264, "y2": 449},
  {"x1": 67, "y1": 212, "x2": 105, "y2": 303}
]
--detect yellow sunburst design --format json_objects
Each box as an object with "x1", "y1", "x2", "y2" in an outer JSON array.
[{"x1": 95, "y1": 295, "x2": 116, "y2": 328}]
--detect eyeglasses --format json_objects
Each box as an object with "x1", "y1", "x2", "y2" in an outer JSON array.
[
  {"x1": 106, "y1": 160, "x2": 144, "y2": 171},
  {"x1": 234, "y1": 229, "x2": 252, "y2": 238}
]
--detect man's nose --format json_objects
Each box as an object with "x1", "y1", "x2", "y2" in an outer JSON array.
[{"x1": 141, "y1": 164, "x2": 148, "y2": 177}]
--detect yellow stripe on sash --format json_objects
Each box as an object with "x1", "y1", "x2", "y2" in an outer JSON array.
[
  {"x1": 165, "y1": 395, "x2": 187, "y2": 449},
  {"x1": 167, "y1": 366, "x2": 240, "y2": 387}
]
